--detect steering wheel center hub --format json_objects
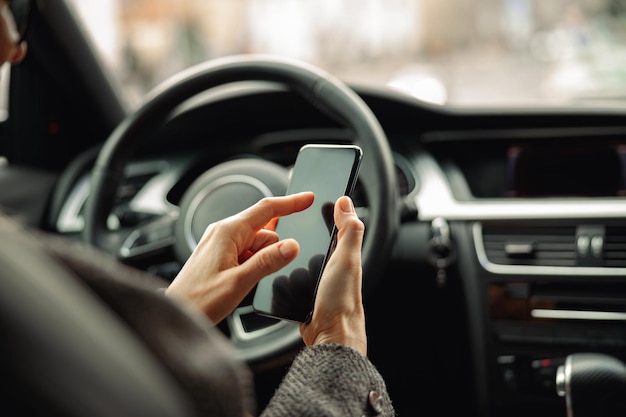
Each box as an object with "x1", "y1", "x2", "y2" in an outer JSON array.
[{"x1": 174, "y1": 159, "x2": 289, "y2": 261}]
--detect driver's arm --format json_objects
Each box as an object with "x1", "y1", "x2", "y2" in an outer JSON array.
[
  {"x1": 261, "y1": 196, "x2": 394, "y2": 416},
  {"x1": 261, "y1": 343, "x2": 394, "y2": 417}
]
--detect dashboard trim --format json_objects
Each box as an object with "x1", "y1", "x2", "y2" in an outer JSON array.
[
  {"x1": 414, "y1": 153, "x2": 626, "y2": 221},
  {"x1": 531, "y1": 309, "x2": 626, "y2": 321}
]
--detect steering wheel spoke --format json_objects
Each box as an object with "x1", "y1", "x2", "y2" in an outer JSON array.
[
  {"x1": 228, "y1": 305, "x2": 289, "y2": 343},
  {"x1": 118, "y1": 212, "x2": 178, "y2": 261}
]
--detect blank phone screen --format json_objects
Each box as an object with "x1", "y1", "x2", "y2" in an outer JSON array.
[{"x1": 252, "y1": 144, "x2": 362, "y2": 323}]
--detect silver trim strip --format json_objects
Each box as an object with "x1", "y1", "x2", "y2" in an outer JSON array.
[
  {"x1": 228, "y1": 305, "x2": 291, "y2": 342},
  {"x1": 413, "y1": 152, "x2": 626, "y2": 221},
  {"x1": 563, "y1": 356, "x2": 573, "y2": 417},
  {"x1": 183, "y1": 175, "x2": 273, "y2": 251},
  {"x1": 119, "y1": 231, "x2": 177, "y2": 259},
  {"x1": 531, "y1": 309, "x2": 626, "y2": 321},
  {"x1": 56, "y1": 175, "x2": 90, "y2": 233}
]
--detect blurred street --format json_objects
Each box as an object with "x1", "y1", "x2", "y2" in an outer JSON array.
[{"x1": 64, "y1": 0, "x2": 626, "y2": 108}]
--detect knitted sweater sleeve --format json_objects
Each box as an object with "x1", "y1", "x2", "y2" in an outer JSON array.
[{"x1": 260, "y1": 343, "x2": 395, "y2": 417}]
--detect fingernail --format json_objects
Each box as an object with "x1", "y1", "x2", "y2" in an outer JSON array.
[
  {"x1": 340, "y1": 196, "x2": 353, "y2": 213},
  {"x1": 279, "y1": 240, "x2": 297, "y2": 259}
]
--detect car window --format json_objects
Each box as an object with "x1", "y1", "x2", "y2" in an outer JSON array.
[{"x1": 57, "y1": 0, "x2": 626, "y2": 109}]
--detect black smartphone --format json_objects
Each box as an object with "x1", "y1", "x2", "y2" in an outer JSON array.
[{"x1": 252, "y1": 144, "x2": 363, "y2": 323}]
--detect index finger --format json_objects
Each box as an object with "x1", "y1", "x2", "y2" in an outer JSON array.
[{"x1": 238, "y1": 191, "x2": 314, "y2": 231}]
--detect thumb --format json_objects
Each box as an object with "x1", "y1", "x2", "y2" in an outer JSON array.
[{"x1": 236, "y1": 238, "x2": 300, "y2": 287}]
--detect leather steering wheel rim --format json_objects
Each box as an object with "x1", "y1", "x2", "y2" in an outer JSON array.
[{"x1": 82, "y1": 54, "x2": 398, "y2": 364}]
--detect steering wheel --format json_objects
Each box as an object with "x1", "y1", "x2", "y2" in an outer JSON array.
[{"x1": 82, "y1": 54, "x2": 398, "y2": 365}]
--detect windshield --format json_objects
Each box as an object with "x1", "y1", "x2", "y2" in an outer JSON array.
[{"x1": 67, "y1": 0, "x2": 626, "y2": 108}]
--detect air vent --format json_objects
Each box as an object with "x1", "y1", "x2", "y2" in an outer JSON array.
[
  {"x1": 604, "y1": 226, "x2": 626, "y2": 267},
  {"x1": 115, "y1": 171, "x2": 158, "y2": 205},
  {"x1": 56, "y1": 162, "x2": 165, "y2": 233},
  {"x1": 481, "y1": 223, "x2": 626, "y2": 268},
  {"x1": 482, "y1": 224, "x2": 577, "y2": 267},
  {"x1": 110, "y1": 168, "x2": 162, "y2": 227}
]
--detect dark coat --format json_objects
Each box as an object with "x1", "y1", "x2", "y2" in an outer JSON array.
[{"x1": 0, "y1": 215, "x2": 394, "y2": 417}]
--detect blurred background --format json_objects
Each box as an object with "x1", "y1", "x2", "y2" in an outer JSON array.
[{"x1": 48, "y1": 0, "x2": 626, "y2": 107}]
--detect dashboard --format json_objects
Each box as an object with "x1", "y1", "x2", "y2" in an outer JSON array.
[
  {"x1": 50, "y1": 81, "x2": 626, "y2": 417},
  {"x1": 415, "y1": 119, "x2": 626, "y2": 416}
]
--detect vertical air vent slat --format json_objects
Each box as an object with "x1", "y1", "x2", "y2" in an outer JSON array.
[{"x1": 604, "y1": 227, "x2": 626, "y2": 267}]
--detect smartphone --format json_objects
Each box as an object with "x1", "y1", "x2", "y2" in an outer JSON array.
[{"x1": 252, "y1": 144, "x2": 363, "y2": 323}]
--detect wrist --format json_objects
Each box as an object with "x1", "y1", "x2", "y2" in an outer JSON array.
[{"x1": 301, "y1": 315, "x2": 367, "y2": 356}]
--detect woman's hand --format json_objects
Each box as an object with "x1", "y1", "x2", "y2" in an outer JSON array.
[
  {"x1": 0, "y1": 0, "x2": 28, "y2": 64},
  {"x1": 166, "y1": 192, "x2": 314, "y2": 324},
  {"x1": 299, "y1": 196, "x2": 367, "y2": 356}
]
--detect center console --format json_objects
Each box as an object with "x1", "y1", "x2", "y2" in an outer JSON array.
[{"x1": 475, "y1": 219, "x2": 626, "y2": 416}]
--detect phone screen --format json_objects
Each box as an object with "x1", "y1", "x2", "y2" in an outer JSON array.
[{"x1": 252, "y1": 144, "x2": 362, "y2": 323}]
